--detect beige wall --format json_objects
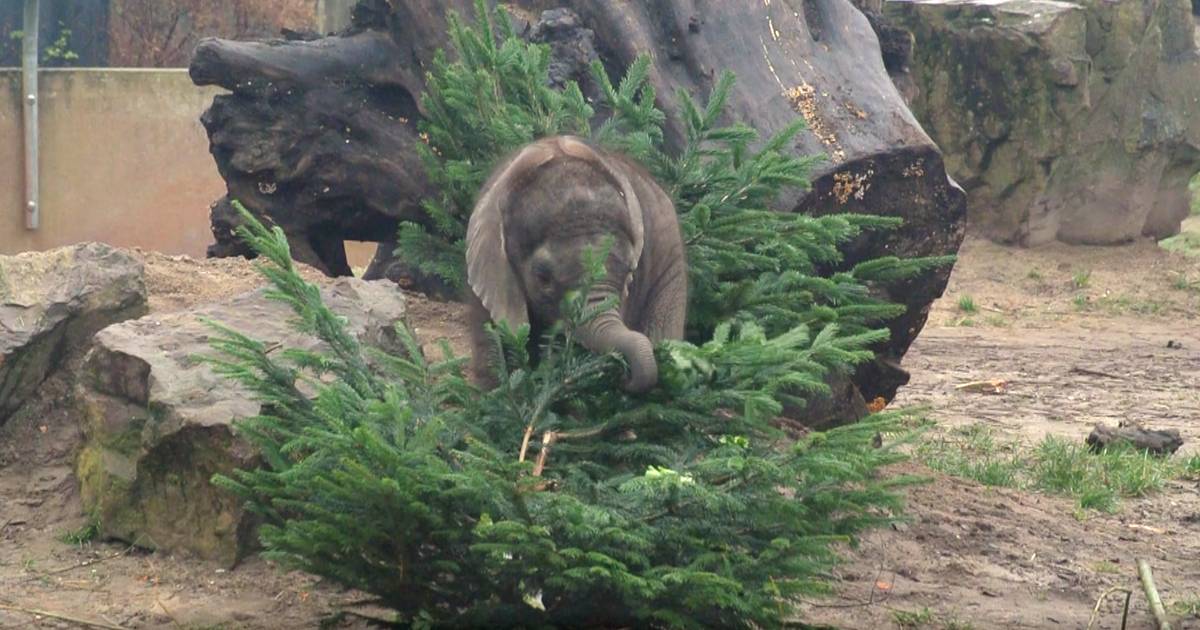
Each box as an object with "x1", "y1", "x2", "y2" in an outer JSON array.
[{"x1": 0, "y1": 68, "x2": 225, "y2": 257}]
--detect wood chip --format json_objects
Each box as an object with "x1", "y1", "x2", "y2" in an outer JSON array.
[{"x1": 955, "y1": 379, "x2": 1009, "y2": 394}]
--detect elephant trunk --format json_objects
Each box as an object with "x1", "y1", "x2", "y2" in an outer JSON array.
[{"x1": 574, "y1": 290, "x2": 657, "y2": 393}]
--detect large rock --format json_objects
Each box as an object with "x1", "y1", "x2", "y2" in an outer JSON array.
[
  {"x1": 75, "y1": 278, "x2": 407, "y2": 567},
  {"x1": 889, "y1": 0, "x2": 1200, "y2": 245},
  {"x1": 0, "y1": 243, "x2": 147, "y2": 426}
]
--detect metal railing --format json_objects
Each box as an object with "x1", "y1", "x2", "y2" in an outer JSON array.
[{"x1": 21, "y1": 0, "x2": 39, "y2": 230}]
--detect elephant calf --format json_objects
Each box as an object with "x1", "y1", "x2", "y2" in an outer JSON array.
[{"x1": 466, "y1": 135, "x2": 688, "y2": 393}]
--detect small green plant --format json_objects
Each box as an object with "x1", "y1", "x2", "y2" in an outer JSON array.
[
  {"x1": 7, "y1": 23, "x2": 79, "y2": 63},
  {"x1": 1072, "y1": 269, "x2": 1092, "y2": 289},
  {"x1": 1170, "y1": 593, "x2": 1200, "y2": 618},
  {"x1": 956, "y1": 295, "x2": 977, "y2": 313},
  {"x1": 1090, "y1": 560, "x2": 1121, "y2": 574},
  {"x1": 1171, "y1": 273, "x2": 1197, "y2": 292},
  {"x1": 984, "y1": 315, "x2": 1009, "y2": 327},
  {"x1": 953, "y1": 317, "x2": 976, "y2": 327},
  {"x1": 1026, "y1": 268, "x2": 1043, "y2": 281},
  {"x1": 943, "y1": 616, "x2": 976, "y2": 630},
  {"x1": 892, "y1": 607, "x2": 935, "y2": 628},
  {"x1": 43, "y1": 24, "x2": 79, "y2": 62},
  {"x1": 1072, "y1": 294, "x2": 1089, "y2": 311},
  {"x1": 58, "y1": 517, "x2": 100, "y2": 546},
  {"x1": 1182, "y1": 454, "x2": 1200, "y2": 479}
]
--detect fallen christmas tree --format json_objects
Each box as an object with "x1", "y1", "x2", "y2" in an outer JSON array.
[{"x1": 205, "y1": 4, "x2": 944, "y2": 627}]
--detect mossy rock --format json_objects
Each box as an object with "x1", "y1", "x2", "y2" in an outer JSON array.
[
  {"x1": 75, "y1": 278, "x2": 408, "y2": 567},
  {"x1": 888, "y1": 0, "x2": 1200, "y2": 245}
]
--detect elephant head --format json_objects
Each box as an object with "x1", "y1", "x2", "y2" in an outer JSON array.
[{"x1": 466, "y1": 136, "x2": 660, "y2": 392}]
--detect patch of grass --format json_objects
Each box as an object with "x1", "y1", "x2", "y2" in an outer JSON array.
[
  {"x1": 1171, "y1": 272, "x2": 1197, "y2": 291},
  {"x1": 1027, "y1": 268, "x2": 1044, "y2": 282},
  {"x1": 1090, "y1": 560, "x2": 1121, "y2": 574},
  {"x1": 1072, "y1": 269, "x2": 1092, "y2": 289},
  {"x1": 1072, "y1": 294, "x2": 1089, "y2": 311},
  {"x1": 1093, "y1": 294, "x2": 1166, "y2": 316},
  {"x1": 1031, "y1": 438, "x2": 1175, "y2": 512},
  {"x1": 59, "y1": 517, "x2": 100, "y2": 546},
  {"x1": 916, "y1": 425, "x2": 1189, "y2": 513},
  {"x1": 916, "y1": 425, "x2": 1023, "y2": 489},
  {"x1": 1183, "y1": 454, "x2": 1200, "y2": 479},
  {"x1": 984, "y1": 314, "x2": 1010, "y2": 327},
  {"x1": 1170, "y1": 593, "x2": 1200, "y2": 618},
  {"x1": 952, "y1": 317, "x2": 976, "y2": 327},
  {"x1": 1159, "y1": 231, "x2": 1200, "y2": 258},
  {"x1": 892, "y1": 607, "x2": 936, "y2": 628},
  {"x1": 956, "y1": 294, "x2": 978, "y2": 313},
  {"x1": 943, "y1": 618, "x2": 975, "y2": 630}
]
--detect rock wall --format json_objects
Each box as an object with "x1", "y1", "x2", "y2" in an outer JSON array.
[{"x1": 888, "y1": 0, "x2": 1200, "y2": 245}]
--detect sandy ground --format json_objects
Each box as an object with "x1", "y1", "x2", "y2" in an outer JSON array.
[
  {"x1": 2, "y1": 228, "x2": 1199, "y2": 628},
  {"x1": 803, "y1": 222, "x2": 1200, "y2": 629}
]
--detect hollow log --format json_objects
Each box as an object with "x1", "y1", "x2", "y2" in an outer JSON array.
[{"x1": 189, "y1": 0, "x2": 966, "y2": 410}]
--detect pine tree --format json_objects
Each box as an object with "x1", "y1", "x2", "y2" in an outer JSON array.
[{"x1": 207, "y1": 2, "x2": 945, "y2": 627}]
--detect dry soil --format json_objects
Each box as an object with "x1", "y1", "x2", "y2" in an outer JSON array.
[{"x1": 2, "y1": 230, "x2": 1198, "y2": 629}]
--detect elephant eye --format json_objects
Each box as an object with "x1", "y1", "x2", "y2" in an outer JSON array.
[{"x1": 533, "y1": 261, "x2": 555, "y2": 283}]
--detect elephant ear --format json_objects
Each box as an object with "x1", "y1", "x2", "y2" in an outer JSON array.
[
  {"x1": 466, "y1": 143, "x2": 556, "y2": 330},
  {"x1": 556, "y1": 137, "x2": 645, "y2": 270}
]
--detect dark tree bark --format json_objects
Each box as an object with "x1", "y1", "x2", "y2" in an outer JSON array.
[
  {"x1": 1087, "y1": 424, "x2": 1184, "y2": 456},
  {"x1": 189, "y1": 0, "x2": 966, "y2": 412}
]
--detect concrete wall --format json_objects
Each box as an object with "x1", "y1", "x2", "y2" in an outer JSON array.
[
  {"x1": 317, "y1": 0, "x2": 357, "y2": 33},
  {"x1": 0, "y1": 68, "x2": 225, "y2": 257}
]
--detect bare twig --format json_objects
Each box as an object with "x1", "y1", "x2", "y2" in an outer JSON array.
[
  {"x1": 0, "y1": 603, "x2": 129, "y2": 630},
  {"x1": 9, "y1": 544, "x2": 137, "y2": 585},
  {"x1": 532, "y1": 431, "x2": 557, "y2": 477},
  {"x1": 1071, "y1": 366, "x2": 1124, "y2": 380},
  {"x1": 1137, "y1": 559, "x2": 1172, "y2": 630},
  {"x1": 155, "y1": 596, "x2": 180, "y2": 628},
  {"x1": 1086, "y1": 586, "x2": 1132, "y2": 630},
  {"x1": 518, "y1": 423, "x2": 535, "y2": 463}
]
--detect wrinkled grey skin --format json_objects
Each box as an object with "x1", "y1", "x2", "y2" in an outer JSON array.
[{"x1": 466, "y1": 136, "x2": 687, "y2": 393}]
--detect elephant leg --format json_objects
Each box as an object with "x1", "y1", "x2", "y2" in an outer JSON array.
[{"x1": 466, "y1": 292, "x2": 500, "y2": 390}]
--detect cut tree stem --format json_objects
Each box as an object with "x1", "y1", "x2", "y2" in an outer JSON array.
[{"x1": 1136, "y1": 559, "x2": 1172, "y2": 630}]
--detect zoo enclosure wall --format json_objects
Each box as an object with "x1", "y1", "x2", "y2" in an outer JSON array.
[{"x1": 0, "y1": 68, "x2": 224, "y2": 258}]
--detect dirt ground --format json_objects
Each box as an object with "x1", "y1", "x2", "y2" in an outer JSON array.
[
  {"x1": 802, "y1": 221, "x2": 1200, "y2": 630},
  {"x1": 2, "y1": 228, "x2": 1199, "y2": 628}
]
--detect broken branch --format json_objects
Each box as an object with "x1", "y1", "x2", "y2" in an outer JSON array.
[
  {"x1": 0, "y1": 603, "x2": 129, "y2": 630},
  {"x1": 1136, "y1": 559, "x2": 1172, "y2": 630}
]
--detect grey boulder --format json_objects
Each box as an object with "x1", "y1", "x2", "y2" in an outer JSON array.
[
  {"x1": 0, "y1": 243, "x2": 147, "y2": 426},
  {"x1": 75, "y1": 277, "x2": 407, "y2": 567}
]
